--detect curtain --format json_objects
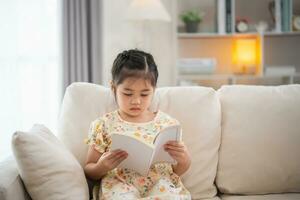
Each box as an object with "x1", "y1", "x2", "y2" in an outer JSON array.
[
  {"x1": 62, "y1": 0, "x2": 103, "y2": 91},
  {"x1": 0, "y1": 0, "x2": 61, "y2": 160}
]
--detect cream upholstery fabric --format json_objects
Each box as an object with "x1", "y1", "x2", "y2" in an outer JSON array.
[
  {"x1": 221, "y1": 193, "x2": 300, "y2": 200},
  {"x1": 58, "y1": 83, "x2": 117, "y2": 166},
  {"x1": 12, "y1": 124, "x2": 89, "y2": 200},
  {"x1": 153, "y1": 87, "x2": 221, "y2": 199},
  {"x1": 216, "y1": 85, "x2": 300, "y2": 195},
  {"x1": 152, "y1": 86, "x2": 221, "y2": 199},
  {"x1": 202, "y1": 197, "x2": 221, "y2": 200},
  {"x1": 57, "y1": 83, "x2": 222, "y2": 199},
  {"x1": 0, "y1": 157, "x2": 30, "y2": 200}
]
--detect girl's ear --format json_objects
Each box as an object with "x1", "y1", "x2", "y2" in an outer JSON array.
[
  {"x1": 110, "y1": 81, "x2": 118, "y2": 105},
  {"x1": 110, "y1": 80, "x2": 114, "y2": 90},
  {"x1": 110, "y1": 80, "x2": 116, "y2": 94}
]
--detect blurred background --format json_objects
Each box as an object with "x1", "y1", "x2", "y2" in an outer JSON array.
[{"x1": 1, "y1": 0, "x2": 300, "y2": 160}]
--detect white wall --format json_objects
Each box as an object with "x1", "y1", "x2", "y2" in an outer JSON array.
[{"x1": 102, "y1": 0, "x2": 176, "y2": 87}]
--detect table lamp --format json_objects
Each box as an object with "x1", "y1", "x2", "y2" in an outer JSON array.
[
  {"x1": 126, "y1": 0, "x2": 171, "y2": 50},
  {"x1": 232, "y1": 38, "x2": 260, "y2": 74},
  {"x1": 126, "y1": 0, "x2": 171, "y2": 22}
]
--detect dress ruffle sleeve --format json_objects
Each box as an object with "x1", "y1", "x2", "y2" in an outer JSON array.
[{"x1": 85, "y1": 118, "x2": 111, "y2": 153}]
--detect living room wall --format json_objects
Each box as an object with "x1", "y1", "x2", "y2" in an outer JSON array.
[{"x1": 102, "y1": 0, "x2": 176, "y2": 87}]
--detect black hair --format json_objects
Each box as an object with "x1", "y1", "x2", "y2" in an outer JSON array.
[{"x1": 111, "y1": 49, "x2": 159, "y2": 87}]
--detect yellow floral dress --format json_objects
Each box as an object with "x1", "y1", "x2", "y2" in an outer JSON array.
[{"x1": 86, "y1": 110, "x2": 191, "y2": 200}]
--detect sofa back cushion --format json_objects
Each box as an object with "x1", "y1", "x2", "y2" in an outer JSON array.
[
  {"x1": 58, "y1": 83, "x2": 117, "y2": 166},
  {"x1": 151, "y1": 86, "x2": 221, "y2": 199},
  {"x1": 216, "y1": 85, "x2": 300, "y2": 195},
  {"x1": 57, "y1": 82, "x2": 221, "y2": 199}
]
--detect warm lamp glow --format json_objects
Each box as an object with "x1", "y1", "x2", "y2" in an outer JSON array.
[{"x1": 233, "y1": 38, "x2": 260, "y2": 74}]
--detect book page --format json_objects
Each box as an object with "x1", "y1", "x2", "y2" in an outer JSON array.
[
  {"x1": 110, "y1": 134, "x2": 154, "y2": 176},
  {"x1": 151, "y1": 125, "x2": 181, "y2": 165}
]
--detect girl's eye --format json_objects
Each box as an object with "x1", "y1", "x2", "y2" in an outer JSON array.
[
  {"x1": 141, "y1": 94, "x2": 149, "y2": 97},
  {"x1": 123, "y1": 93, "x2": 132, "y2": 96}
]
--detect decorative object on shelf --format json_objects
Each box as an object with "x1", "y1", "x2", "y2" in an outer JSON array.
[
  {"x1": 268, "y1": 1, "x2": 276, "y2": 25},
  {"x1": 225, "y1": 0, "x2": 233, "y2": 33},
  {"x1": 265, "y1": 66, "x2": 296, "y2": 76},
  {"x1": 126, "y1": 0, "x2": 171, "y2": 50},
  {"x1": 293, "y1": 16, "x2": 300, "y2": 31},
  {"x1": 177, "y1": 58, "x2": 216, "y2": 74},
  {"x1": 268, "y1": 0, "x2": 281, "y2": 32},
  {"x1": 281, "y1": 0, "x2": 292, "y2": 32},
  {"x1": 255, "y1": 21, "x2": 269, "y2": 33},
  {"x1": 236, "y1": 19, "x2": 249, "y2": 33},
  {"x1": 180, "y1": 9, "x2": 204, "y2": 33},
  {"x1": 232, "y1": 38, "x2": 260, "y2": 75}
]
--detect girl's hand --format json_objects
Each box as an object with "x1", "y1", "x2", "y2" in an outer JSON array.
[
  {"x1": 164, "y1": 141, "x2": 191, "y2": 176},
  {"x1": 97, "y1": 149, "x2": 128, "y2": 172}
]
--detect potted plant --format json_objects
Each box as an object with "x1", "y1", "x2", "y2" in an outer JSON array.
[{"x1": 180, "y1": 9, "x2": 203, "y2": 33}]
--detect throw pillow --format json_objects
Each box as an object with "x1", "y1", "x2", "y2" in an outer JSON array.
[{"x1": 12, "y1": 124, "x2": 89, "y2": 200}]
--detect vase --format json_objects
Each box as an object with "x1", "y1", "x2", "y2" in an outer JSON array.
[{"x1": 185, "y1": 21, "x2": 199, "y2": 33}]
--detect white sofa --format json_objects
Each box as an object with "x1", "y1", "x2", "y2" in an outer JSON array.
[{"x1": 1, "y1": 83, "x2": 300, "y2": 200}]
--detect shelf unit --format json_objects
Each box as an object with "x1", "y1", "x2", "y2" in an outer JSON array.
[
  {"x1": 178, "y1": 73, "x2": 300, "y2": 85},
  {"x1": 175, "y1": 0, "x2": 300, "y2": 88},
  {"x1": 177, "y1": 31, "x2": 300, "y2": 38}
]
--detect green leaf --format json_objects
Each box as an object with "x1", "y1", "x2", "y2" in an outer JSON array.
[{"x1": 180, "y1": 9, "x2": 203, "y2": 23}]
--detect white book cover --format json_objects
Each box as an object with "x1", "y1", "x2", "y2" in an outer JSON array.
[
  {"x1": 275, "y1": 0, "x2": 282, "y2": 32},
  {"x1": 177, "y1": 58, "x2": 217, "y2": 66},
  {"x1": 110, "y1": 125, "x2": 181, "y2": 176},
  {"x1": 218, "y1": 0, "x2": 226, "y2": 34},
  {"x1": 231, "y1": 0, "x2": 235, "y2": 33},
  {"x1": 178, "y1": 66, "x2": 215, "y2": 74},
  {"x1": 289, "y1": 0, "x2": 293, "y2": 31},
  {"x1": 265, "y1": 66, "x2": 296, "y2": 75}
]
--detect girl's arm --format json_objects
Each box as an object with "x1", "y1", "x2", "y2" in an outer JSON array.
[
  {"x1": 84, "y1": 147, "x2": 128, "y2": 180},
  {"x1": 84, "y1": 147, "x2": 106, "y2": 180},
  {"x1": 172, "y1": 160, "x2": 191, "y2": 176},
  {"x1": 164, "y1": 141, "x2": 191, "y2": 176}
]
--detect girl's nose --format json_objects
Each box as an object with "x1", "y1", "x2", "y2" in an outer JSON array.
[{"x1": 131, "y1": 97, "x2": 141, "y2": 104}]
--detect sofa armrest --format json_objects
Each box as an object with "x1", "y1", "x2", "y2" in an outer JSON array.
[{"x1": 0, "y1": 155, "x2": 31, "y2": 200}]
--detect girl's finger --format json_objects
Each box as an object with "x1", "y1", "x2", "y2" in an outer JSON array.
[
  {"x1": 112, "y1": 153, "x2": 128, "y2": 165},
  {"x1": 167, "y1": 150, "x2": 185, "y2": 158},
  {"x1": 164, "y1": 145, "x2": 185, "y2": 152},
  {"x1": 165, "y1": 141, "x2": 185, "y2": 147},
  {"x1": 110, "y1": 151, "x2": 127, "y2": 160},
  {"x1": 106, "y1": 150, "x2": 126, "y2": 160}
]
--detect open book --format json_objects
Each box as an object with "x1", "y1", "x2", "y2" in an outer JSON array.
[{"x1": 110, "y1": 125, "x2": 181, "y2": 176}]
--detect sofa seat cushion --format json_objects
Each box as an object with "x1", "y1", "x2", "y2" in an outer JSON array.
[
  {"x1": 216, "y1": 85, "x2": 300, "y2": 195},
  {"x1": 221, "y1": 193, "x2": 300, "y2": 200},
  {"x1": 58, "y1": 83, "x2": 222, "y2": 199}
]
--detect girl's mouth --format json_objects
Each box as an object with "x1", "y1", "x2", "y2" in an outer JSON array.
[{"x1": 130, "y1": 108, "x2": 140, "y2": 111}]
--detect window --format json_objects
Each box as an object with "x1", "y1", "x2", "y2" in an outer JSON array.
[{"x1": 0, "y1": 0, "x2": 62, "y2": 160}]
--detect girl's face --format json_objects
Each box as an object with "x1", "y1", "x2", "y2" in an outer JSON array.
[{"x1": 113, "y1": 77, "x2": 155, "y2": 119}]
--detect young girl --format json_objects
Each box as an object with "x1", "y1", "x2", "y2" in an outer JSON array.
[{"x1": 84, "y1": 49, "x2": 191, "y2": 200}]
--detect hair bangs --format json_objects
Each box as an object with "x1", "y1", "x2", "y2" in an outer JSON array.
[{"x1": 116, "y1": 67, "x2": 157, "y2": 86}]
